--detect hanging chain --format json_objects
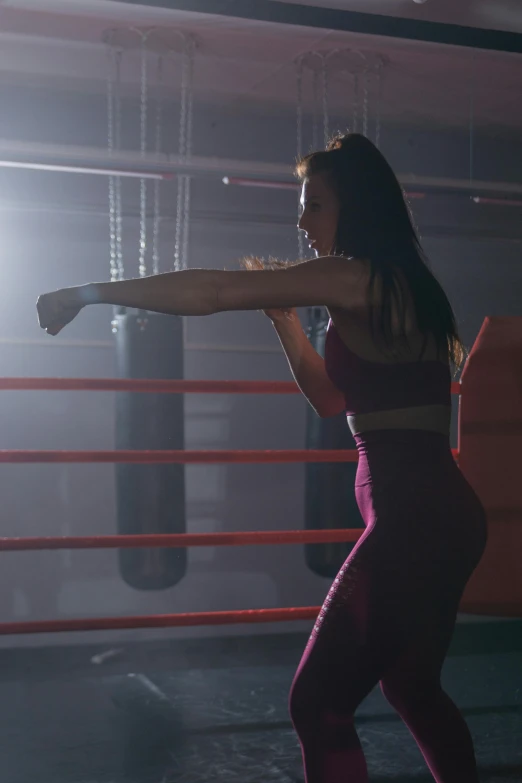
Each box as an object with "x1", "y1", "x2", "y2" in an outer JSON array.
[
  {"x1": 321, "y1": 55, "x2": 330, "y2": 147},
  {"x1": 107, "y1": 45, "x2": 125, "y2": 283},
  {"x1": 174, "y1": 188, "x2": 186, "y2": 272},
  {"x1": 114, "y1": 49, "x2": 124, "y2": 280},
  {"x1": 174, "y1": 178, "x2": 186, "y2": 272},
  {"x1": 174, "y1": 35, "x2": 195, "y2": 271},
  {"x1": 138, "y1": 34, "x2": 149, "y2": 278},
  {"x1": 181, "y1": 36, "x2": 195, "y2": 270},
  {"x1": 152, "y1": 54, "x2": 164, "y2": 276},
  {"x1": 181, "y1": 177, "x2": 191, "y2": 271},
  {"x1": 296, "y1": 56, "x2": 305, "y2": 260},
  {"x1": 174, "y1": 38, "x2": 189, "y2": 272},
  {"x1": 107, "y1": 47, "x2": 118, "y2": 284}
]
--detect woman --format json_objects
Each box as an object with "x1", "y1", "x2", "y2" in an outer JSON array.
[{"x1": 37, "y1": 133, "x2": 487, "y2": 783}]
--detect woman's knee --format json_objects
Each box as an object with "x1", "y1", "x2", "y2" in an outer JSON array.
[
  {"x1": 380, "y1": 675, "x2": 441, "y2": 713},
  {"x1": 290, "y1": 681, "x2": 354, "y2": 745},
  {"x1": 289, "y1": 662, "x2": 361, "y2": 736},
  {"x1": 289, "y1": 663, "x2": 335, "y2": 733},
  {"x1": 289, "y1": 669, "x2": 313, "y2": 730}
]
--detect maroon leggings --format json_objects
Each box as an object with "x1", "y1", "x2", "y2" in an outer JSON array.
[{"x1": 289, "y1": 431, "x2": 487, "y2": 783}]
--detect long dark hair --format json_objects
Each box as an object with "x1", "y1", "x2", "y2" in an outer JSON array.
[{"x1": 296, "y1": 132, "x2": 465, "y2": 368}]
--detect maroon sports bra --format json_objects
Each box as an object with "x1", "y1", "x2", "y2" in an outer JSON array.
[{"x1": 324, "y1": 319, "x2": 451, "y2": 417}]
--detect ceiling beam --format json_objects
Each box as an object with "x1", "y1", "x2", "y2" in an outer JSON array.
[{"x1": 113, "y1": 0, "x2": 522, "y2": 54}]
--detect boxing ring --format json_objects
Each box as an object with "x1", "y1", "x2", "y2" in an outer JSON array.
[
  {"x1": 0, "y1": 375, "x2": 458, "y2": 638},
  {"x1": 0, "y1": 316, "x2": 520, "y2": 638}
]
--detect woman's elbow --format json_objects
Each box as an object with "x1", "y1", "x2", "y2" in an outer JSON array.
[{"x1": 315, "y1": 401, "x2": 347, "y2": 419}]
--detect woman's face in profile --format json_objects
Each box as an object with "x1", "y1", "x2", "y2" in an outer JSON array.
[{"x1": 298, "y1": 173, "x2": 340, "y2": 258}]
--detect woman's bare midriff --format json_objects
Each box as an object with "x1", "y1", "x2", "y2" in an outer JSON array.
[{"x1": 347, "y1": 404, "x2": 451, "y2": 437}]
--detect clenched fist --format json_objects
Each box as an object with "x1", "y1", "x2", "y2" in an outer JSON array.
[{"x1": 36, "y1": 288, "x2": 84, "y2": 336}]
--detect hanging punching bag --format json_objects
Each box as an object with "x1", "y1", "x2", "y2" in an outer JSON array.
[
  {"x1": 304, "y1": 307, "x2": 364, "y2": 578},
  {"x1": 114, "y1": 312, "x2": 186, "y2": 590}
]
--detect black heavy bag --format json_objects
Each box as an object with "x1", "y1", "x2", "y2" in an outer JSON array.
[
  {"x1": 114, "y1": 312, "x2": 186, "y2": 590},
  {"x1": 305, "y1": 307, "x2": 364, "y2": 578}
]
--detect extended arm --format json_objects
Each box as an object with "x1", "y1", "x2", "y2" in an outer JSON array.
[{"x1": 36, "y1": 256, "x2": 370, "y2": 335}]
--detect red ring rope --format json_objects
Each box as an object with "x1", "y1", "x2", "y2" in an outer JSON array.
[
  {"x1": 0, "y1": 607, "x2": 321, "y2": 636},
  {"x1": 0, "y1": 449, "x2": 359, "y2": 463},
  {"x1": 0, "y1": 378, "x2": 462, "y2": 396},
  {"x1": 0, "y1": 529, "x2": 363, "y2": 552},
  {"x1": 0, "y1": 378, "x2": 300, "y2": 394},
  {"x1": 0, "y1": 449, "x2": 458, "y2": 463}
]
